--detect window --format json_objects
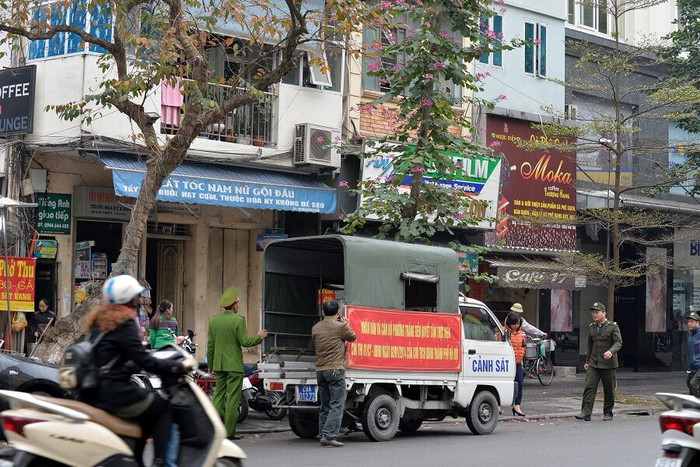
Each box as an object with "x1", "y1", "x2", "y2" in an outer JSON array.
[
  {"x1": 524, "y1": 22, "x2": 547, "y2": 77},
  {"x1": 362, "y1": 24, "x2": 408, "y2": 92},
  {"x1": 461, "y1": 306, "x2": 499, "y2": 341},
  {"x1": 568, "y1": 0, "x2": 609, "y2": 35},
  {"x1": 402, "y1": 272, "x2": 437, "y2": 312},
  {"x1": 479, "y1": 15, "x2": 502, "y2": 68},
  {"x1": 29, "y1": 1, "x2": 112, "y2": 60},
  {"x1": 279, "y1": 45, "x2": 343, "y2": 93}
]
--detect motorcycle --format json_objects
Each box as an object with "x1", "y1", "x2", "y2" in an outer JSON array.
[
  {"x1": 244, "y1": 367, "x2": 287, "y2": 421},
  {"x1": 0, "y1": 345, "x2": 246, "y2": 467},
  {"x1": 656, "y1": 392, "x2": 700, "y2": 466}
]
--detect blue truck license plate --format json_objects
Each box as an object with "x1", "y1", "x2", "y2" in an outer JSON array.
[{"x1": 297, "y1": 384, "x2": 317, "y2": 402}]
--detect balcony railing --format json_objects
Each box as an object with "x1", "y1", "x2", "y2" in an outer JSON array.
[{"x1": 161, "y1": 79, "x2": 275, "y2": 146}]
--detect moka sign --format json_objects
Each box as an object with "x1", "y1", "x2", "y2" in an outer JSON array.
[{"x1": 0, "y1": 65, "x2": 36, "y2": 136}]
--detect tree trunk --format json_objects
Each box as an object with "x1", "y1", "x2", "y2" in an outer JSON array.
[{"x1": 32, "y1": 282, "x2": 103, "y2": 364}]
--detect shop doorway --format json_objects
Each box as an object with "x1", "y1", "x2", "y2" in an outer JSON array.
[{"x1": 146, "y1": 239, "x2": 185, "y2": 324}]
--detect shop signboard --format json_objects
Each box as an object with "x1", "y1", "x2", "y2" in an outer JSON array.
[
  {"x1": 256, "y1": 233, "x2": 287, "y2": 251},
  {"x1": 346, "y1": 306, "x2": 462, "y2": 372},
  {"x1": 361, "y1": 143, "x2": 501, "y2": 229},
  {"x1": 485, "y1": 115, "x2": 577, "y2": 251},
  {"x1": 0, "y1": 257, "x2": 36, "y2": 311},
  {"x1": 0, "y1": 65, "x2": 36, "y2": 136},
  {"x1": 496, "y1": 265, "x2": 585, "y2": 290},
  {"x1": 37, "y1": 193, "x2": 71, "y2": 234},
  {"x1": 34, "y1": 240, "x2": 58, "y2": 259}
]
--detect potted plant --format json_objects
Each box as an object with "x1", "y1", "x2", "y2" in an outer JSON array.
[
  {"x1": 234, "y1": 110, "x2": 251, "y2": 145},
  {"x1": 251, "y1": 101, "x2": 271, "y2": 147}
]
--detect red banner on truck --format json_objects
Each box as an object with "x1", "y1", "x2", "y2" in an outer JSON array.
[
  {"x1": 0, "y1": 257, "x2": 36, "y2": 311},
  {"x1": 346, "y1": 306, "x2": 462, "y2": 372}
]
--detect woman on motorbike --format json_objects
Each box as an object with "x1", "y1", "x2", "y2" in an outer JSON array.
[
  {"x1": 150, "y1": 300, "x2": 185, "y2": 350},
  {"x1": 80, "y1": 275, "x2": 195, "y2": 467}
]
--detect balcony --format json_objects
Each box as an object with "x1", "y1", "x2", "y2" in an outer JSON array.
[{"x1": 161, "y1": 79, "x2": 275, "y2": 146}]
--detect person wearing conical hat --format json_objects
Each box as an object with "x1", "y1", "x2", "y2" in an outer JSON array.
[
  {"x1": 207, "y1": 286, "x2": 268, "y2": 439},
  {"x1": 509, "y1": 302, "x2": 547, "y2": 338}
]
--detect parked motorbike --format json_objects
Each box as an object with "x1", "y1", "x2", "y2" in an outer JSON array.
[
  {"x1": 0, "y1": 345, "x2": 246, "y2": 467},
  {"x1": 656, "y1": 392, "x2": 700, "y2": 466},
  {"x1": 239, "y1": 366, "x2": 286, "y2": 422}
]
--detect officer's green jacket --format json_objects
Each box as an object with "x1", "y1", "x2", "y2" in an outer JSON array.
[
  {"x1": 207, "y1": 311, "x2": 262, "y2": 373},
  {"x1": 586, "y1": 319, "x2": 622, "y2": 369}
]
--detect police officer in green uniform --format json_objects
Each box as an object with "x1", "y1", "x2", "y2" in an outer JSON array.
[
  {"x1": 208, "y1": 286, "x2": 268, "y2": 439},
  {"x1": 576, "y1": 302, "x2": 622, "y2": 421}
]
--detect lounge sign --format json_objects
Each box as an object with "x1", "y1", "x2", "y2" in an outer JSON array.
[{"x1": 0, "y1": 65, "x2": 36, "y2": 136}]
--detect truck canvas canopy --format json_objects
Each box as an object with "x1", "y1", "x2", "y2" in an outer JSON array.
[{"x1": 262, "y1": 235, "x2": 460, "y2": 360}]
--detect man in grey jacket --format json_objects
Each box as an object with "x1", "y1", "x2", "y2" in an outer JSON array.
[{"x1": 312, "y1": 300, "x2": 357, "y2": 447}]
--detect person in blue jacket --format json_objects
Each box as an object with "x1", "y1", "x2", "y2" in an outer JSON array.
[{"x1": 686, "y1": 311, "x2": 700, "y2": 397}]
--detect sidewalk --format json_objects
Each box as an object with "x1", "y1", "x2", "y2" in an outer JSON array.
[{"x1": 236, "y1": 370, "x2": 688, "y2": 434}]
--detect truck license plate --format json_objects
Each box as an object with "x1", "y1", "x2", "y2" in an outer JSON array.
[
  {"x1": 297, "y1": 384, "x2": 317, "y2": 402},
  {"x1": 655, "y1": 457, "x2": 682, "y2": 467}
]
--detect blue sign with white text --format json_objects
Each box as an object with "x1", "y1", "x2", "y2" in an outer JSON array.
[{"x1": 111, "y1": 170, "x2": 336, "y2": 214}]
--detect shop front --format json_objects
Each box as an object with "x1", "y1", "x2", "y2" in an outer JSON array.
[
  {"x1": 35, "y1": 151, "x2": 337, "y2": 361},
  {"x1": 473, "y1": 114, "x2": 581, "y2": 367}
]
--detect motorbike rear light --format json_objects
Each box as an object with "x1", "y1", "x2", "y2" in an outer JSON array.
[
  {"x1": 659, "y1": 414, "x2": 700, "y2": 436},
  {"x1": 2, "y1": 415, "x2": 42, "y2": 437},
  {"x1": 269, "y1": 382, "x2": 284, "y2": 391}
]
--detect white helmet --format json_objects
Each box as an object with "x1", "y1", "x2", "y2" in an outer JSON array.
[{"x1": 103, "y1": 275, "x2": 145, "y2": 305}]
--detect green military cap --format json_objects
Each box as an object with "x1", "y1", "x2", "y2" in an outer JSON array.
[
  {"x1": 219, "y1": 286, "x2": 239, "y2": 307},
  {"x1": 590, "y1": 302, "x2": 606, "y2": 312},
  {"x1": 687, "y1": 312, "x2": 700, "y2": 322}
]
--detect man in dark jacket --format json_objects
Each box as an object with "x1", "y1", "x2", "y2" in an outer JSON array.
[
  {"x1": 686, "y1": 311, "x2": 700, "y2": 396},
  {"x1": 576, "y1": 302, "x2": 622, "y2": 422},
  {"x1": 312, "y1": 300, "x2": 356, "y2": 447}
]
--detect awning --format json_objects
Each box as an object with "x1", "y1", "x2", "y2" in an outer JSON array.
[
  {"x1": 98, "y1": 152, "x2": 336, "y2": 214},
  {"x1": 486, "y1": 258, "x2": 587, "y2": 290}
]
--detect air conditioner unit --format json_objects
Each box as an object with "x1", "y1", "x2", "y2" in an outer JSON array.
[
  {"x1": 564, "y1": 104, "x2": 578, "y2": 121},
  {"x1": 293, "y1": 124, "x2": 341, "y2": 168}
]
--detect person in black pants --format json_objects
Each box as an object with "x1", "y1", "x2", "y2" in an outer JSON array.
[{"x1": 80, "y1": 275, "x2": 196, "y2": 467}]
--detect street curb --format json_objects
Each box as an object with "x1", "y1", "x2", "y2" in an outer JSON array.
[{"x1": 234, "y1": 405, "x2": 664, "y2": 435}]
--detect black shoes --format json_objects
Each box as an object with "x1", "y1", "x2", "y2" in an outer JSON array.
[
  {"x1": 512, "y1": 407, "x2": 525, "y2": 417},
  {"x1": 603, "y1": 413, "x2": 613, "y2": 421},
  {"x1": 575, "y1": 413, "x2": 591, "y2": 421}
]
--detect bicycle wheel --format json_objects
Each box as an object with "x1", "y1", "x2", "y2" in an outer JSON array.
[{"x1": 536, "y1": 357, "x2": 554, "y2": 386}]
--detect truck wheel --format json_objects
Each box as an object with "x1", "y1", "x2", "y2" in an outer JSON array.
[
  {"x1": 289, "y1": 409, "x2": 319, "y2": 439},
  {"x1": 238, "y1": 397, "x2": 249, "y2": 423},
  {"x1": 466, "y1": 391, "x2": 498, "y2": 435},
  {"x1": 362, "y1": 394, "x2": 399, "y2": 442},
  {"x1": 398, "y1": 419, "x2": 422, "y2": 433}
]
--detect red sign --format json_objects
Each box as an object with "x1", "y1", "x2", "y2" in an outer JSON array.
[
  {"x1": 485, "y1": 115, "x2": 577, "y2": 251},
  {"x1": 346, "y1": 306, "x2": 462, "y2": 372},
  {"x1": 0, "y1": 257, "x2": 36, "y2": 311}
]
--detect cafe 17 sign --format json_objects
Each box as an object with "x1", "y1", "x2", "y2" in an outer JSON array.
[
  {"x1": 485, "y1": 116, "x2": 577, "y2": 251},
  {"x1": 0, "y1": 257, "x2": 36, "y2": 311}
]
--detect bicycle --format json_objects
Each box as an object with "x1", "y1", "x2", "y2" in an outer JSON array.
[{"x1": 524, "y1": 337, "x2": 555, "y2": 386}]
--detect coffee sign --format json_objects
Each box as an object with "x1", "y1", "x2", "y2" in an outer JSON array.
[
  {"x1": 0, "y1": 65, "x2": 36, "y2": 135},
  {"x1": 37, "y1": 193, "x2": 71, "y2": 234}
]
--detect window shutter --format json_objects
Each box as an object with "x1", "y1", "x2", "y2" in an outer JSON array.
[
  {"x1": 493, "y1": 15, "x2": 503, "y2": 67},
  {"x1": 524, "y1": 22, "x2": 534, "y2": 74},
  {"x1": 362, "y1": 26, "x2": 378, "y2": 91},
  {"x1": 538, "y1": 25, "x2": 547, "y2": 77}
]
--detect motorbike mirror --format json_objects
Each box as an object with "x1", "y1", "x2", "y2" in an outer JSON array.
[{"x1": 187, "y1": 329, "x2": 195, "y2": 339}]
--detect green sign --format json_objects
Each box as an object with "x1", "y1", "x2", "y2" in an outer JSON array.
[{"x1": 37, "y1": 193, "x2": 71, "y2": 234}]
